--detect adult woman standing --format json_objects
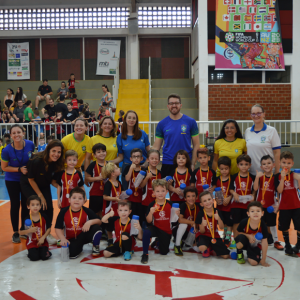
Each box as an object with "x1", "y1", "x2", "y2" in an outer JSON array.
[
  {"x1": 212, "y1": 119, "x2": 247, "y2": 176},
  {"x1": 84, "y1": 116, "x2": 118, "y2": 172},
  {"x1": 114, "y1": 110, "x2": 150, "y2": 183},
  {"x1": 20, "y1": 140, "x2": 65, "y2": 245},
  {"x1": 1, "y1": 125, "x2": 35, "y2": 243},
  {"x1": 100, "y1": 84, "x2": 113, "y2": 108},
  {"x1": 245, "y1": 104, "x2": 281, "y2": 175},
  {"x1": 61, "y1": 118, "x2": 90, "y2": 170},
  {"x1": 3, "y1": 88, "x2": 15, "y2": 112},
  {"x1": 14, "y1": 87, "x2": 27, "y2": 104}
]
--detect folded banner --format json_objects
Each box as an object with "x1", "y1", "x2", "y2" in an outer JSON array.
[
  {"x1": 7, "y1": 42, "x2": 30, "y2": 80},
  {"x1": 96, "y1": 40, "x2": 121, "y2": 76},
  {"x1": 215, "y1": 0, "x2": 285, "y2": 70}
]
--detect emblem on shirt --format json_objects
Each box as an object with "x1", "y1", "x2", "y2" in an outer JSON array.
[
  {"x1": 261, "y1": 136, "x2": 266, "y2": 143},
  {"x1": 28, "y1": 151, "x2": 32, "y2": 158},
  {"x1": 82, "y1": 146, "x2": 86, "y2": 152},
  {"x1": 240, "y1": 182, "x2": 247, "y2": 190},
  {"x1": 181, "y1": 125, "x2": 187, "y2": 134},
  {"x1": 113, "y1": 144, "x2": 116, "y2": 147},
  {"x1": 73, "y1": 217, "x2": 79, "y2": 226},
  {"x1": 159, "y1": 211, "x2": 166, "y2": 218},
  {"x1": 235, "y1": 149, "x2": 238, "y2": 153}
]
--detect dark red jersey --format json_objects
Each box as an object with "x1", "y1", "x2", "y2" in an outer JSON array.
[
  {"x1": 86, "y1": 161, "x2": 105, "y2": 197},
  {"x1": 147, "y1": 200, "x2": 173, "y2": 234},
  {"x1": 124, "y1": 166, "x2": 144, "y2": 203},
  {"x1": 237, "y1": 218, "x2": 268, "y2": 239},
  {"x1": 142, "y1": 170, "x2": 162, "y2": 206},
  {"x1": 170, "y1": 168, "x2": 193, "y2": 202},
  {"x1": 256, "y1": 175, "x2": 276, "y2": 208},
  {"x1": 68, "y1": 78, "x2": 75, "y2": 89},
  {"x1": 180, "y1": 202, "x2": 201, "y2": 231},
  {"x1": 191, "y1": 168, "x2": 216, "y2": 201},
  {"x1": 103, "y1": 180, "x2": 123, "y2": 216},
  {"x1": 215, "y1": 176, "x2": 232, "y2": 212},
  {"x1": 71, "y1": 99, "x2": 78, "y2": 109}
]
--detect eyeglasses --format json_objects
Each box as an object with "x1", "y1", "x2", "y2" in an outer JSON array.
[
  {"x1": 168, "y1": 102, "x2": 181, "y2": 106},
  {"x1": 251, "y1": 112, "x2": 263, "y2": 117},
  {"x1": 132, "y1": 155, "x2": 142, "y2": 159}
]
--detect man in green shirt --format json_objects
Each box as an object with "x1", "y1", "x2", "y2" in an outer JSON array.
[{"x1": 24, "y1": 100, "x2": 34, "y2": 140}]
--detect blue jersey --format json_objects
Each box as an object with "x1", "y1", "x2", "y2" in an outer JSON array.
[
  {"x1": 38, "y1": 144, "x2": 47, "y2": 152},
  {"x1": 155, "y1": 115, "x2": 199, "y2": 164},
  {"x1": 117, "y1": 130, "x2": 150, "y2": 164},
  {"x1": 1, "y1": 140, "x2": 35, "y2": 181}
]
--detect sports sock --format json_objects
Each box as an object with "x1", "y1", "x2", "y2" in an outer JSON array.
[
  {"x1": 270, "y1": 226, "x2": 278, "y2": 242},
  {"x1": 283, "y1": 231, "x2": 290, "y2": 247},
  {"x1": 142, "y1": 229, "x2": 151, "y2": 255},
  {"x1": 175, "y1": 224, "x2": 188, "y2": 246},
  {"x1": 237, "y1": 248, "x2": 243, "y2": 255},
  {"x1": 225, "y1": 231, "x2": 232, "y2": 241},
  {"x1": 92, "y1": 231, "x2": 102, "y2": 246}
]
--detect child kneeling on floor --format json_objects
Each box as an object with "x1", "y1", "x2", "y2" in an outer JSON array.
[
  {"x1": 102, "y1": 201, "x2": 143, "y2": 261},
  {"x1": 195, "y1": 191, "x2": 230, "y2": 259},
  {"x1": 55, "y1": 187, "x2": 102, "y2": 258},
  {"x1": 20, "y1": 195, "x2": 52, "y2": 261},
  {"x1": 235, "y1": 201, "x2": 270, "y2": 267}
]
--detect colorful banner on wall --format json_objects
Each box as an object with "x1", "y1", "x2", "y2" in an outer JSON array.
[
  {"x1": 96, "y1": 40, "x2": 121, "y2": 76},
  {"x1": 215, "y1": 0, "x2": 285, "y2": 70},
  {"x1": 7, "y1": 42, "x2": 30, "y2": 80}
]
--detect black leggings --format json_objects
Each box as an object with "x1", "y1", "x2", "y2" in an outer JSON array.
[
  {"x1": 21, "y1": 182, "x2": 54, "y2": 226},
  {"x1": 28, "y1": 246, "x2": 52, "y2": 261},
  {"x1": 68, "y1": 224, "x2": 102, "y2": 258},
  {"x1": 5, "y1": 180, "x2": 29, "y2": 232}
]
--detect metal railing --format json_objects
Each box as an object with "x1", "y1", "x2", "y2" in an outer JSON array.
[
  {"x1": 2, "y1": 120, "x2": 300, "y2": 148},
  {"x1": 148, "y1": 56, "x2": 152, "y2": 141},
  {"x1": 112, "y1": 58, "x2": 120, "y2": 120}
]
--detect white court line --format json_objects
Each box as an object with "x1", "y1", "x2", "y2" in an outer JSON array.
[{"x1": 0, "y1": 200, "x2": 9, "y2": 207}]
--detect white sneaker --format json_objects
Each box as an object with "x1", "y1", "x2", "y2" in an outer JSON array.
[{"x1": 47, "y1": 234, "x2": 57, "y2": 245}]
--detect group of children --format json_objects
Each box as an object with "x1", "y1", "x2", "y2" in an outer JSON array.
[{"x1": 21, "y1": 144, "x2": 300, "y2": 267}]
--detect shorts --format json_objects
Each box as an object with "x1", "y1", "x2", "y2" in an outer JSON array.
[
  {"x1": 37, "y1": 95, "x2": 50, "y2": 101},
  {"x1": 278, "y1": 208, "x2": 300, "y2": 231},
  {"x1": 220, "y1": 210, "x2": 233, "y2": 227},
  {"x1": 69, "y1": 87, "x2": 75, "y2": 94},
  {"x1": 196, "y1": 235, "x2": 230, "y2": 256},
  {"x1": 89, "y1": 195, "x2": 103, "y2": 214},
  {"x1": 104, "y1": 232, "x2": 133, "y2": 257},
  {"x1": 231, "y1": 208, "x2": 248, "y2": 225},
  {"x1": 147, "y1": 226, "x2": 172, "y2": 255},
  {"x1": 235, "y1": 234, "x2": 261, "y2": 263},
  {"x1": 262, "y1": 208, "x2": 277, "y2": 227}
]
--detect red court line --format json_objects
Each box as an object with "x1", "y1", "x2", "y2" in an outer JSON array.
[{"x1": 9, "y1": 290, "x2": 36, "y2": 300}]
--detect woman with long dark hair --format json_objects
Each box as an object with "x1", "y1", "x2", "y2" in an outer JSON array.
[
  {"x1": 15, "y1": 87, "x2": 27, "y2": 104},
  {"x1": 4, "y1": 88, "x2": 15, "y2": 112},
  {"x1": 212, "y1": 119, "x2": 247, "y2": 175},
  {"x1": 100, "y1": 84, "x2": 113, "y2": 108},
  {"x1": 21, "y1": 140, "x2": 65, "y2": 244},
  {"x1": 1, "y1": 124, "x2": 35, "y2": 243}
]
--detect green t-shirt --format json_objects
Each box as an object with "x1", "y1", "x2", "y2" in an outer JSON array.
[{"x1": 24, "y1": 106, "x2": 34, "y2": 122}]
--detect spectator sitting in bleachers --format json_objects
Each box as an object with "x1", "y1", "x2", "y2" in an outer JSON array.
[
  {"x1": 13, "y1": 100, "x2": 26, "y2": 124},
  {"x1": 35, "y1": 79, "x2": 53, "y2": 109},
  {"x1": 4, "y1": 88, "x2": 15, "y2": 112},
  {"x1": 56, "y1": 81, "x2": 69, "y2": 100},
  {"x1": 15, "y1": 87, "x2": 27, "y2": 104}
]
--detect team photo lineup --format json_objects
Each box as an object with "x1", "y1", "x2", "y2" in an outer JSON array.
[{"x1": 1, "y1": 88, "x2": 300, "y2": 268}]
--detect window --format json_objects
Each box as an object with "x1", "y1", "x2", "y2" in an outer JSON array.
[
  {"x1": 266, "y1": 66, "x2": 291, "y2": 83},
  {"x1": 208, "y1": 66, "x2": 234, "y2": 84},
  {"x1": 138, "y1": 6, "x2": 191, "y2": 28},
  {"x1": 0, "y1": 7, "x2": 129, "y2": 30},
  {"x1": 237, "y1": 71, "x2": 262, "y2": 84}
]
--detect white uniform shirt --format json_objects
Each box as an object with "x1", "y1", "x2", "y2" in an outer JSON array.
[{"x1": 245, "y1": 124, "x2": 281, "y2": 175}]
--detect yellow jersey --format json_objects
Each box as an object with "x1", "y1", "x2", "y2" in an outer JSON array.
[
  {"x1": 87, "y1": 135, "x2": 118, "y2": 161},
  {"x1": 61, "y1": 133, "x2": 90, "y2": 169},
  {"x1": 214, "y1": 138, "x2": 247, "y2": 176}
]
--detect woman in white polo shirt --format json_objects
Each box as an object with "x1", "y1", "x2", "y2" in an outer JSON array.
[{"x1": 245, "y1": 104, "x2": 281, "y2": 175}]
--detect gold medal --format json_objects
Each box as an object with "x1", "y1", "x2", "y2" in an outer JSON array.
[
  {"x1": 134, "y1": 191, "x2": 139, "y2": 197},
  {"x1": 211, "y1": 238, "x2": 217, "y2": 244}
]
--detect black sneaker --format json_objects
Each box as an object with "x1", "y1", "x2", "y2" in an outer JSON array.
[
  {"x1": 292, "y1": 244, "x2": 300, "y2": 254},
  {"x1": 150, "y1": 238, "x2": 158, "y2": 249},
  {"x1": 174, "y1": 245, "x2": 183, "y2": 256},
  {"x1": 107, "y1": 239, "x2": 113, "y2": 247},
  {"x1": 285, "y1": 246, "x2": 298, "y2": 257},
  {"x1": 12, "y1": 232, "x2": 21, "y2": 244},
  {"x1": 267, "y1": 234, "x2": 274, "y2": 245},
  {"x1": 92, "y1": 245, "x2": 100, "y2": 256},
  {"x1": 141, "y1": 254, "x2": 149, "y2": 264}
]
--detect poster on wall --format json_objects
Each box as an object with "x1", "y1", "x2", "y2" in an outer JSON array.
[
  {"x1": 96, "y1": 40, "x2": 121, "y2": 76},
  {"x1": 215, "y1": 0, "x2": 285, "y2": 70},
  {"x1": 7, "y1": 42, "x2": 30, "y2": 80}
]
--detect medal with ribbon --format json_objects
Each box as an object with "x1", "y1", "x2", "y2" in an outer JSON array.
[
  {"x1": 261, "y1": 174, "x2": 273, "y2": 205},
  {"x1": 149, "y1": 167, "x2": 157, "y2": 198},
  {"x1": 203, "y1": 209, "x2": 216, "y2": 244},
  {"x1": 132, "y1": 168, "x2": 141, "y2": 196},
  {"x1": 119, "y1": 218, "x2": 130, "y2": 248},
  {"x1": 200, "y1": 167, "x2": 209, "y2": 185},
  {"x1": 96, "y1": 162, "x2": 106, "y2": 190},
  {"x1": 238, "y1": 172, "x2": 249, "y2": 196},
  {"x1": 69, "y1": 207, "x2": 83, "y2": 239},
  {"x1": 30, "y1": 213, "x2": 43, "y2": 245},
  {"x1": 65, "y1": 169, "x2": 75, "y2": 198}
]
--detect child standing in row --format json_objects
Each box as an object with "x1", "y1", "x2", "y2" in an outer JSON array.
[
  {"x1": 102, "y1": 162, "x2": 123, "y2": 246},
  {"x1": 230, "y1": 154, "x2": 256, "y2": 237},
  {"x1": 215, "y1": 156, "x2": 233, "y2": 246},
  {"x1": 85, "y1": 143, "x2": 107, "y2": 217},
  {"x1": 102, "y1": 201, "x2": 143, "y2": 261},
  {"x1": 192, "y1": 148, "x2": 216, "y2": 197},
  {"x1": 20, "y1": 195, "x2": 52, "y2": 261},
  {"x1": 169, "y1": 150, "x2": 193, "y2": 204},
  {"x1": 254, "y1": 155, "x2": 283, "y2": 250},
  {"x1": 56, "y1": 150, "x2": 84, "y2": 209}
]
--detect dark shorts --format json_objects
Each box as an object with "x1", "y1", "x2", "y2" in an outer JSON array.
[
  {"x1": 220, "y1": 210, "x2": 233, "y2": 227},
  {"x1": 262, "y1": 208, "x2": 277, "y2": 227},
  {"x1": 278, "y1": 208, "x2": 300, "y2": 231},
  {"x1": 196, "y1": 235, "x2": 230, "y2": 256},
  {"x1": 69, "y1": 87, "x2": 75, "y2": 93},
  {"x1": 231, "y1": 208, "x2": 248, "y2": 225},
  {"x1": 89, "y1": 195, "x2": 103, "y2": 214},
  {"x1": 147, "y1": 225, "x2": 172, "y2": 255},
  {"x1": 235, "y1": 234, "x2": 261, "y2": 263},
  {"x1": 104, "y1": 233, "x2": 133, "y2": 257}
]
